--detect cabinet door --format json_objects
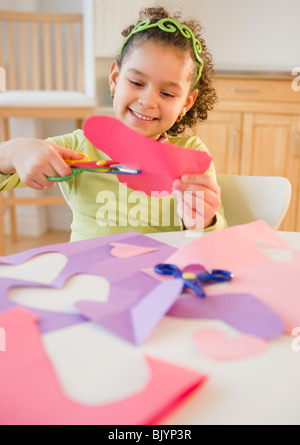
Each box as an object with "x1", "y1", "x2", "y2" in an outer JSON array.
[
  {"x1": 241, "y1": 113, "x2": 300, "y2": 231},
  {"x1": 193, "y1": 111, "x2": 242, "y2": 175}
]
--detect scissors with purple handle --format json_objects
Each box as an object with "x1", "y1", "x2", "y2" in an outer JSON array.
[{"x1": 154, "y1": 263, "x2": 233, "y2": 297}]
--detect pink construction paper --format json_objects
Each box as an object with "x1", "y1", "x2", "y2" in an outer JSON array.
[
  {"x1": 76, "y1": 279, "x2": 184, "y2": 345},
  {"x1": 164, "y1": 221, "x2": 299, "y2": 334},
  {"x1": 223, "y1": 256, "x2": 300, "y2": 334},
  {"x1": 165, "y1": 220, "x2": 291, "y2": 271},
  {"x1": 110, "y1": 242, "x2": 158, "y2": 258},
  {"x1": 0, "y1": 307, "x2": 206, "y2": 425},
  {"x1": 193, "y1": 328, "x2": 268, "y2": 360},
  {"x1": 83, "y1": 115, "x2": 212, "y2": 195}
]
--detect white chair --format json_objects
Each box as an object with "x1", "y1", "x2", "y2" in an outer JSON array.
[
  {"x1": 0, "y1": 10, "x2": 96, "y2": 254},
  {"x1": 0, "y1": 67, "x2": 5, "y2": 91},
  {"x1": 0, "y1": 11, "x2": 96, "y2": 138},
  {"x1": 217, "y1": 174, "x2": 291, "y2": 230}
]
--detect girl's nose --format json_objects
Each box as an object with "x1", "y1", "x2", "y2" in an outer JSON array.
[{"x1": 138, "y1": 88, "x2": 158, "y2": 109}]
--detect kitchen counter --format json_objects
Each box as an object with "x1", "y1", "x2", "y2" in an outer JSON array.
[{"x1": 215, "y1": 69, "x2": 294, "y2": 80}]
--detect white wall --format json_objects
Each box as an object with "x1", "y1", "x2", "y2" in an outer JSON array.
[
  {"x1": 192, "y1": 0, "x2": 299, "y2": 71},
  {"x1": 95, "y1": 0, "x2": 299, "y2": 108},
  {"x1": 38, "y1": 0, "x2": 82, "y2": 13},
  {"x1": 102, "y1": 0, "x2": 299, "y2": 72},
  {"x1": 0, "y1": 0, "x2": 38, "y2": 11}
]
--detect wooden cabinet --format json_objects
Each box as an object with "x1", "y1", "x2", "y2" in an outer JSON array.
[
  {"x1": 193, "y1": 76, "x2": 300, "y2": 231},
  {"x1": 241, "y1": 114, "x2": 300, "y2": 231},
  {"x1": 193, "y1": 112, "x2": 242, "y2": 175}
]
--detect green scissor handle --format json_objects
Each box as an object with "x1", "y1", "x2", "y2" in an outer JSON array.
[
  {"x1": 47, "y1": 164, "x2": 140, "y2": 182},
  {"x1": 47, "y1": 168, "x2": 87, "y2": 182}
]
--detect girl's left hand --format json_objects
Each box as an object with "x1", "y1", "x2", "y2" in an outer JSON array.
[{"x1": 172, "y1": 174, "x2": 221, "y2": 230}]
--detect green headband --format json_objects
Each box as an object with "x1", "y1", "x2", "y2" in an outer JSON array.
[{"x1": 120, "y1": 18, "x2": 204, "y2": 88}]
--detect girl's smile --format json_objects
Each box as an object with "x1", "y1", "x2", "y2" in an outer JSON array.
[
  {"x1": 129, "y1": 109, "x2": 159, "y2": 122},
  {"x1": 109, "y1": 41, "x2": 197, "y2": 140}
]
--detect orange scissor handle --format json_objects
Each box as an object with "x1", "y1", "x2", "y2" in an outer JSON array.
[{"x1": 65, "y1": 152, "x2": 90, "y2": 165}]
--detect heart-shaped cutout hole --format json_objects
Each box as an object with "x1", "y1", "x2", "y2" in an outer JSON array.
[
  {"x1": 0, "y1": 253, "x2": 68, "y2": 284},
  {"x1": 8, "y1": 274, "x2": 110, "y2": 314},
  {"x1": 43, "y1": 322, "x2": 151, "y2": 405}
]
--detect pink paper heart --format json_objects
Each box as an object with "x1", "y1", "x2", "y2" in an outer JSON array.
[
  {"x1": 110, "y1": 243, "x2": 157, "y2": 258},
  {"x1": 83, "y1": 116, "x2": 212, "y2": 195},
  {"x1": 193, "y1": 328, "x2": 268, "y2": 360}
]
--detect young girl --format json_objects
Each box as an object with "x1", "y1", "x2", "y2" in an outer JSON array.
[{"x1": 0, "y1": 6, "x2": 226, "y2": 241}]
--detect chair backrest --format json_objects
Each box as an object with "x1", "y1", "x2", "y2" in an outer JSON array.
[
  {"x1": 0, "y1": 10, "x2": 84, "y2": 92},
  {"x1": 217, "y1": 174, "x2": 291, "y2": 229},
  {"x1": 0, "y1": 66, "x2": 5, "y2": 91}
]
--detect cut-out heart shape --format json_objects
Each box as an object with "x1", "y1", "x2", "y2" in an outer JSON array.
[
  {"x1": 110, "y1": 243, "x2": 157, "y2": 258},
  {"x1": 83, "y1": 116, "x2": 212, "y2": 195},
  {"x1": 8, "y1": 274, "x2": 110, "y2": 314},
  {"x1": 0, "y1": 253, "x2": 67, "y2": 284},
  {"x1": 193, "y1": 328, "x2": 268, "y2": 360}
]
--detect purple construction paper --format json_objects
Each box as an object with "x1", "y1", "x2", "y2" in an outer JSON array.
[
  {"x1": 0, "y1": 232, "x2": 176, "y2": 333},
  {"x1": 166, "y1": 292, "x2": 284, "y2": 340},
  {"x1": 76, "y1": 279, "x2": 184, "y2": 345},
  {"x1": 0, "y1": 232, "x2": 172, "y2": 267},
  {"x1": 0, "y1": 224, "x2": 286, "y2": 341}
]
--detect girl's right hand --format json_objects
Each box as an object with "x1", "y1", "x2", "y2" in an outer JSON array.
[{"x1": 0, "y1": 138, "x2": 84, "y2": 190}]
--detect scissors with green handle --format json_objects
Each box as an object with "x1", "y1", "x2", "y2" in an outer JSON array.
[{"x1": 47, "y1": 153, "x2": 141, "y2": 182}]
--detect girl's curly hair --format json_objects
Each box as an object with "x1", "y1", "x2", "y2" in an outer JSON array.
[{"x1": 117, "y1": 6, "x2": 217, "y2": 136}]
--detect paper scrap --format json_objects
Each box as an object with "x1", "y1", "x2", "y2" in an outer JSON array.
[
  {"x1": 110, "y1": 243, "x2": 158, "y2": 258},
  {"x1": 193, "y1": 328, "x2": 268, "y2": 360}
]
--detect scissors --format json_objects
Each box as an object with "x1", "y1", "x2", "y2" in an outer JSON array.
[
  {"x1": 154, "y1": 263, "x2": 233, "y2": 297},
  {"x1": 47, "y1": 152, "x2": 141, "y2": 182}
]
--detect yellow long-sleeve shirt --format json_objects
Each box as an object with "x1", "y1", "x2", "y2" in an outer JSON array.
[{"x1": 0, "y1": 130, "x2": 226, "y2": 241}]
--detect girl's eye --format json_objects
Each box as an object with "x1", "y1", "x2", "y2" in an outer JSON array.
[
  {"x1": 161, "y1": 91, "x2": 175, "y2": 98},
  {"x1": 129, "y1": 79, "x2": 143, "y2": 87}
]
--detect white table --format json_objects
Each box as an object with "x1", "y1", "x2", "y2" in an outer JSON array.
[
  {"x1": 1, "y1": 230, "x2": 300, "y2": 425},
  {"x1": 147, "y1": 230, "x2": 300, "y2": 425},
  {"x1": 148, "y1": 229, "x2": 300, "y2": 250}
]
